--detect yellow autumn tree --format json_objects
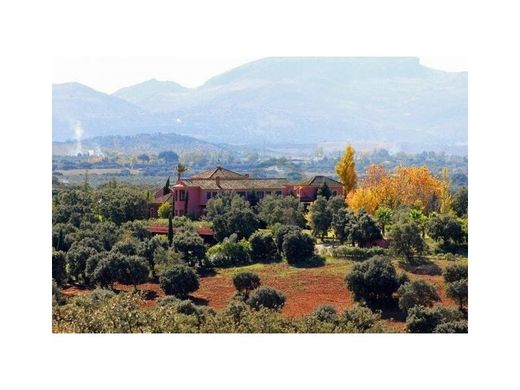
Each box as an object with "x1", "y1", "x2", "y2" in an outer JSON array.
[
  {"x1": 346, "y1": 164, "x2": 443, "y2": 214},
  {"x1": 336, "y1": 145, "x2": 357, "y2": 197}
]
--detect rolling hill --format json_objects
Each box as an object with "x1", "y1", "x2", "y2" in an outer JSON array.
[{"x1": 53, "y1": 57, "x2": 467, "y2": 152}]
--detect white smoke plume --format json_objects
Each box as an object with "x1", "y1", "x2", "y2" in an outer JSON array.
[{"x1": 73, "y1": 121, "x2": 84, "y2": 155}]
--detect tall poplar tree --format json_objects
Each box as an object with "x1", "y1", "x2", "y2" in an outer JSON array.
[
  {"x1": 335, "y1": 145, "x2": 357, "y2": 197},
  {"x1": 163, "y1": 176, "x2": 171, "y2": 196},
  {"x1": 168, "y1": 212, "x2": 174, "y2": 247}
]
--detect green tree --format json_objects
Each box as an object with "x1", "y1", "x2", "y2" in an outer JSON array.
[
  {"x1": 406, "y1": 305, "x2": 464, "y2": 333},
  {"x1": 176, "y1": 163, "x2": 187, "y2": 181},
  {"x1": 427, "y1": 213, "x2": 465, "y2": 247},
  {"x1": 389, "y1": 222, "x2": 425, "y2": 261},
  {"x1": 446, "y1": 279, "x2": 468, "y2": 311},
  {"x1": 443, "y1": 263, "x2": 468, "y2": 283},
  {"x1": 350, "y1": 209, "x2": 382, "y2": 247},
  {"x1": 232, "y1": 272, "x2": 261, "y2": 296},
  {"x1": 345, "y1": 255, "x2": 400, "y2": 307},
  {"x1": 317, "y1": 181, "x2": 332, "y2": 200},
  {"x1": 257, "y1": 195, "x2": 306, "y2": 228},
  {"x1": 273, "y1": 225, "x2": 302, "y2": 253},
  {"x1": 246, "y1": 287, "x2": 286, "y2": 311},
  {"x1": 452, "y1": 187, "x2": 468, "y2": 217},
  {"x1": 173, "y1": 229, "x2": 206, "y2": 267},
  {"x1": 331, "y1": 207, "x2": 356, "y2": 244},
  {"x1": 52, "y1": 250, "x2": 67, "y2": 286},
  {"x1": 159, "y1": 265, "x2": 200, "y2": 298},
  {"x1": 375, "y1": 206, "x2": 393, "y2": 237},
  {"x1": 308, "y1": 196, "x2": 332, "y2": 240},
  {"x1": 206, "y1": 194, "x2": 259, "y2": 241},
  {"x1": 168, "y1": 212, "x2": 173, "y2": 247},
  {"x1": 163, "y1": 176, "x2": 171, "y2": 196},
  {"x1": 249, "y1": 231, "x2": 280, "y2": 263},
  {"x1": 282, "y1": 230, "x2": 315, "y2": 265},
  {"x1": 397, "y1": 280, "x2": 440, "y2": 313}
]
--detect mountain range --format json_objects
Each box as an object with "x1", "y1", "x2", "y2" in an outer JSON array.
[{"x1": 53, "y1": 57, "x2": 467, "y2": 152}]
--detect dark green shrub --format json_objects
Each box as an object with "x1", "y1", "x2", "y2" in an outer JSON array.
[
  {"x1": 345, "y1": 255, "x2": 400, "y2": 307},
  {"x1": 312, "y1": 305, "x2": 338, "y2": 323},
  {"x1": 207, "y1": 235, "x2": 251, "y2": 267},
  {"x1": 406, "y1": 305, "x2": 463, "y2": 333},
  {"x1": 389, "y1": 222, "x2": 425, "y2": 261},
  {"x1": 331, "y1": 245, "x2": 388, "y2": 260},
  {"x1": 446, "y1": 278, "x2": 468, "y2": 310},
  {"x1": 158, "y1": 296, "x2": 181, "y2": 307},
  {"x1": 159, "y1": 265, "x2": 200, "y2": 298},
  {"x1": 341, "y1": 305, "x2": 381, "y2": 332},
  {"x1": 66, "y1": 245, "x2": 98, "y2": 283},
  {"x1": 173, "y1": 229, "x2": 206, "y2": 267},
  {"x1": 398, "y1": 280, "x2": 440, "y2": 313},
  {"x1": 246, "y1": 287, "x2": 286, "y2": 311},
  {"x1": 89, "y1": 288, "x2": 116, "y2": 302},
  {"x1": 175, "y1": 300, "x2": 201, "y2": 316},
  {"x1": 273, "y1": 225, "x2": 302, "y2": 253},
  {"x1": 232, "y1": 272, "x2": 261, "y2": 294},
  {"x1": 52, "y1": 279, "x2": 65, "y2": 306},
  {"x1": 52, "y1": 250, "x2": 67, "y2": 286},
  {"x1": 249, "y1": 231, "x2": 280, "y2": 263},
  {"x1": 433, "y1": 320, "x2": 468, "y2": 333},
  {"x1": 443, "y1": 263, "x2": 468, "y2": 283},
  {"x1": 282, "y1": 230, "x2": 315, "y2": 265}
]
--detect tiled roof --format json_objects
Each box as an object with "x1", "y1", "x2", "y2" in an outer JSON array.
[
  {"x1": 182, "y1": 178, "x2": 290, "y2": 190},
  {"x1": 191, "y1": 166, "x2": 246, "y2": 179},
  {"x1": 304, "y1": 176, "x2": 342, "y2": 186},
  {"x1": 150, "y1": 192, "x2": 173, "y2": 204}
]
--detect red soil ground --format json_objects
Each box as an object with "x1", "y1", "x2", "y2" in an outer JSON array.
[{"x1": 60, "y1": 258, "x2": 462, "y2": 332}]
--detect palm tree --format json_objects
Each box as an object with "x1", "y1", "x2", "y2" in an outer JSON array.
[
  {"x1": 375, "y1": 206, "x2": 393, "y2": 237},
  {"x1": 176, "y1": 163, "x2": 187, "y2": 181}
]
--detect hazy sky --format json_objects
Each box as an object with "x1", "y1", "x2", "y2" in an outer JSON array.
[{"x1": 53, "y1": 56, "x2": 467, "y2": 94}]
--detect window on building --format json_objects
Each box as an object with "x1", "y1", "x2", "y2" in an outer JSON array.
[
  {"x1": 179, "y1": 190, "x2": 185, "y2": 201},
  {"x1": 257, "y1": 191, "x2": 264, "y2": 199},
  {"x1": 212, "y1": 192, "x2": 218, "y2": 198},
  {"x1": 206, "y1": 191, "x2": 212, "y2": 200},
  {"x1": 275, "y1": 191, "x2": 282, "y2": 196},
  {"x1": 265, "y1": 191, "x2": 271, "y2": 196}
]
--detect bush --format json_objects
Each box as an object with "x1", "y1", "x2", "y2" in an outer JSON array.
[
  {"x1": 312, "y1": 305, "x2": 338, "y2": 323},
  {"x1": 158, "y1": 296, "x2": 181, "y2": 307},
  {"x1": 443, "y1": 263, "x2": 468, "y2": 283},
  {"x1": 225, "y1": 300, "x2": 251, "y2": 322},
  {"x1": 389, "y1": 222, "x2": 425, "y2": 261},
  {"x1": 446, "y1": 278, "x2": 468, "y2": 310},
  {"x1": 158, "y1": 202, "x2": 173, "y2": 219},
  {"x1": 331, "y1": 245, "x2": 388, "y2": 260},
  {"x1": 207, "y1": 235, "x2": 251, "y2": 268},
  {"x1": 433, "y1": 320, "x2": 468, "y2": 333},
  {"x1": 246, "y1": 287, "x2": 286, "y2": 311},
  {"x1": 398, "y1": 280, "x2": 440, "y2": 313},
  {"x1": 89, "y1": 288, "x2": 116, "y2": 302},
  {"x1": 406, "y1": 305, "x2": 463, "y2": 333},
  {"x1": 427, "y1": 213, "x2": 466, "y2": 246},
  {"x1": 345, "y1": 255, "x2": 400, "y2": 308},
  {"x1": 282, "y1": 230, "x2": 315, "y2": 265},
  {"x1": 273, "y1": 225, "x2": 302, "y2": 253},
  {"x1": 159, "y1": 265, "x2": 200, "y2": 298},
  {"x1": 173, "y1": 229, "x2": 206, "y2": 267},
  {"x1": 52, "y1": 250, "x2": 67, "y2": 286},
  {"x1": 52, "y1": 279, "x2": 65, "y2": 306},
  {"x1": 232, "y1": 272, "x2": 261, "y2": 294},
  {"x1": 249, "y1": 231, "x2": 280, "y2": 263},
  {"x1": 175, "y1": 300, "x2": 201, "y2": 316},
  {"x1": 341, "y1": 305, "x2": 381, "y2": 332},
  {"x1": 66, "y1": 245, "x2": 98, "y2": 283}
]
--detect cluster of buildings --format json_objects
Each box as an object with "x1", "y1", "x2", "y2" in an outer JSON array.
[{"x1": 149, "y1": 166, "x2": 344, "y2": 218}]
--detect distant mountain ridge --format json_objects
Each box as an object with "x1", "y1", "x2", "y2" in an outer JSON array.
[{"x1": 53, "y1": 57, "x2": 467, "y2": 152}]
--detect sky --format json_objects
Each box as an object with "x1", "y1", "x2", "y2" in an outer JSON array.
[{"x1": 53, "y1": 56, "x2": 467, "y2": 94}]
